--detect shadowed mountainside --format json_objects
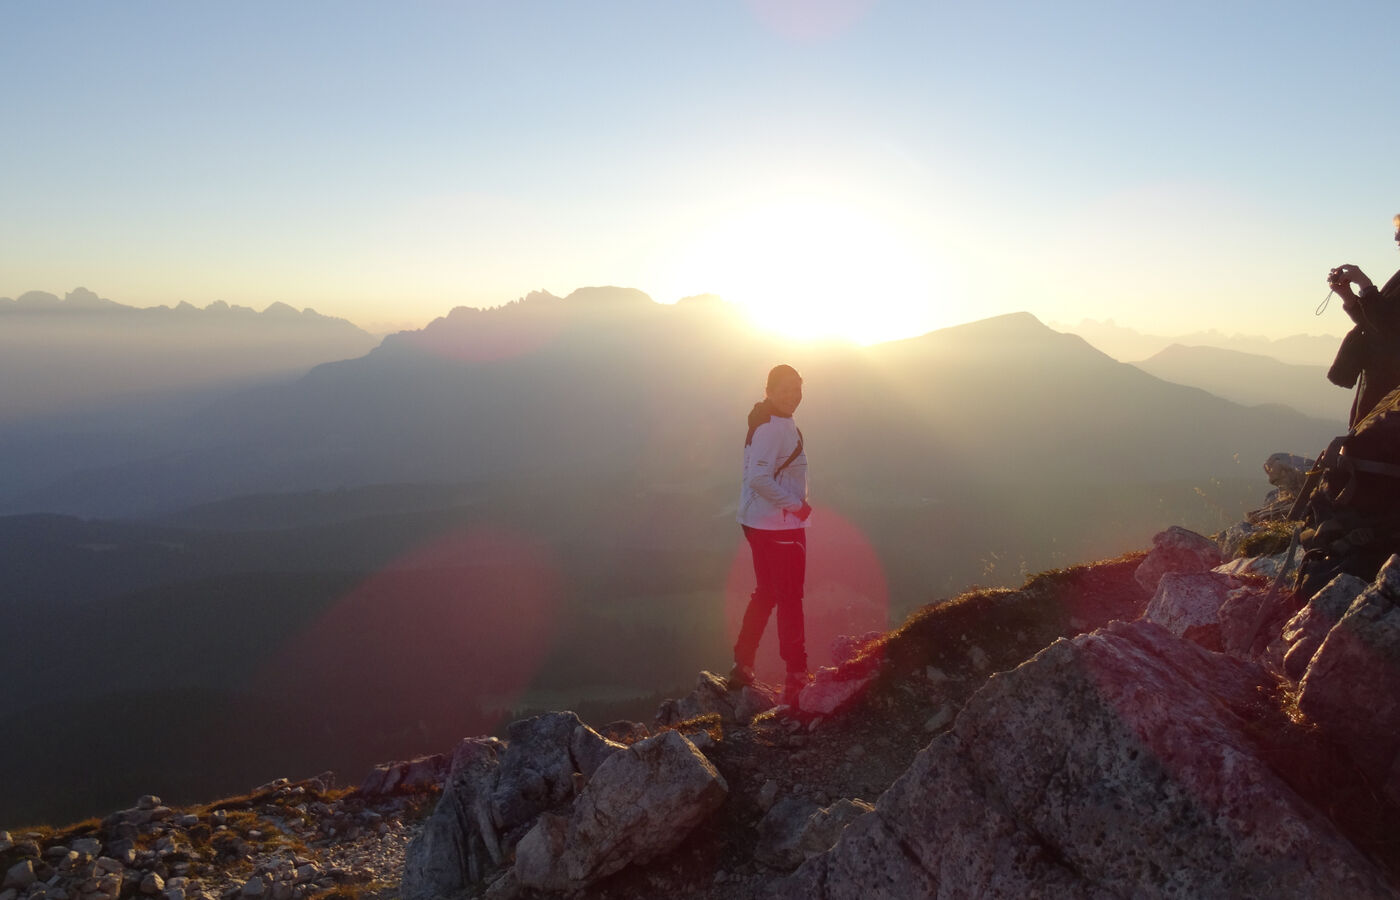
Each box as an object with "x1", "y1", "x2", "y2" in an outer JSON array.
[{"x1": 1133, "y1": 343, "x2": 1345, "y2": 425}]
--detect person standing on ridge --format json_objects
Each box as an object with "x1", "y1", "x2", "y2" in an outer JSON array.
[
  {"x1": 729, "y1": 364, "x2": 813, "y2": 709},
  {"x1": 1326, "y1": 213, "x2": 1400, "y2": 426}
]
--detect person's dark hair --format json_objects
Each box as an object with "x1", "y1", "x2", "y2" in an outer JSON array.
[{"x1": 766, "y1": 364, "x2": 801, "y2": 393}]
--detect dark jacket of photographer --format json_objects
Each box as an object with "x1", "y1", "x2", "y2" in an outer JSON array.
[{"x1": 1328, "y1": 269, "x2": 1400, "y2": 427}]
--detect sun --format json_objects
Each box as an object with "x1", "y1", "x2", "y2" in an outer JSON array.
[{"x1": 661, "y1": 195, "x2": 948, "y2": 344}]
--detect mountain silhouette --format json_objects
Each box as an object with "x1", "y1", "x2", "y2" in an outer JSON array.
[
  {"x1": 0, "y1": 287, "x2": 377, "y2": 424},
  {"x1": 0, "y1": 291, "x2": 1337, "y2": 519}
]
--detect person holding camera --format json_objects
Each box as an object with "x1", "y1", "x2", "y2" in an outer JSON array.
[{"x1": 1327, "y1": 213, "x2": 1400, "y2": 426}]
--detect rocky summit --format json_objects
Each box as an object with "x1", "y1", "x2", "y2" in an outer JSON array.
[{"x1": 10, "y1": 452, "x2": 1400, "y2": 898}]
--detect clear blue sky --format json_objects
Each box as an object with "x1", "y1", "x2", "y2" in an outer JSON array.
[{"x1": 3, "y1": 1, "x2": 1397, "y2": 339}]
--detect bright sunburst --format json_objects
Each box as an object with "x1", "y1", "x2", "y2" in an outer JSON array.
[{"x1": 663, "y1": 196, "x2": 947, "y2": 344}]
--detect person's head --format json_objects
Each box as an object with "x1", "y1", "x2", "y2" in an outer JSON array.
[{"x1": 765, "y1": 364, "x2": 803, "y2": 416}]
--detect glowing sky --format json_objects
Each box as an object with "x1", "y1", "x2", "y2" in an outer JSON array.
[{"x1": 3, "y1": 1, "x2": 1397, "y2": 340}]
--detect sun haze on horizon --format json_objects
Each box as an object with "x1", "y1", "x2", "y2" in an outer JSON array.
[
  {"x1": 3, "y1": 3, "x2": 1397, "y2": 342},
  {"x1": 650, "y1": 193, "x2": 971, "y2": 346}
]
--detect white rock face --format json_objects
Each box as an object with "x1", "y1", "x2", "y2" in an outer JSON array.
[
  {"x1": 1143, "y1": 571, "x2": 1238, "y2": 637},
  {"x1": 1135, "y1": 526, "x2": 1223, "y2": 593}
]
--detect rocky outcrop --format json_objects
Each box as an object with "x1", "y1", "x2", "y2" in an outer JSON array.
[
  {"x1": 1264, "y1": 572, "x2": 1367, "y2": 678},
  {"x1": 1143, "y1": 570, "x2": 1241, "y2": 645},
  {"x1": 400, "y1": 712, "x2": 629, "y2": 900},
  {"x1": 755, "y1": 796, "x2": 874, "y2": 871},
  {"x1": 654, "y1": 670, "x2": 778, "y2": 728},
  {"x1": 792, "y1": 666, "x2": 877, "y2": 717},
  {"x1": 513, "y1": 730, "x2": 727, "y2": 891},
  {"x1": 1298, "y1": 555, "x2": 1400, "y2": 804},
  {"x1": 1135, "y1": 525, "x2": 1222, "y2": 593},
  {"x1": 779, "y1": 619, "x2": 1396, "y2": 898},
  {"x1": 401, "y1": 713, "x2": 730, "y2": 898},
  {"x1": 358, "y1": 755, "x2": 448, "y2": 797}
]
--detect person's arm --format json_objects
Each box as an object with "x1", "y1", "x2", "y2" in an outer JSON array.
[
  {"x1": 747, "y1": 422, "x2": 808, "y2": 516},
  {"x1": 1330, "y1": 264, "x2": 1375, "y2": 323}
]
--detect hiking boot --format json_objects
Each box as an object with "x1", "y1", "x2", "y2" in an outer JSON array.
[
  {"x1": 783, "y1": 671, "x2": 812, "y2": 708},
  {"x1": 727, "y1": 663, "x2": 755, "y2": 690}
]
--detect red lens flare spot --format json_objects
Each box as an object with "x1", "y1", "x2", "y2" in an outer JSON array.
[
  {"x1": 725, "y1": 508, "x2": 888, "y2": 680},
  {"x1": 247, "y1": 526, "x2": 561, "y2": 752}
]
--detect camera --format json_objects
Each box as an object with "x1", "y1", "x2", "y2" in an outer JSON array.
[{"x1": 1328, "y1": 266, "x2": 1351, "y2": 288}]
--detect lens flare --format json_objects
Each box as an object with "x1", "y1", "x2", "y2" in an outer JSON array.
[{"x1": 246, "y1": 526, "x2": 561, "y2": 756}]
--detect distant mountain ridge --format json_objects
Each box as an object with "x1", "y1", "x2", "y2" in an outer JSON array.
[
  {"x1": 1134, "y1": 344, "x2": 1346, "y2": 425},
  {"x1": 1, "y1": 287, "x2": 360, "y2": 326},
  {"x1": 1058, "y1": 317, "x2": 1344, "y2": 367},
  {"x1": 0, "y1": 287, "x2": 378, "y2": 423},
  {"x1": 0, "y1": 291, "x2": 1338, "y2": 518}
]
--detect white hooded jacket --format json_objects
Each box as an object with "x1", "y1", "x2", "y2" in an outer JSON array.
[{"x1": 738, "y1": 405, "x2": 809, "y2": 530}]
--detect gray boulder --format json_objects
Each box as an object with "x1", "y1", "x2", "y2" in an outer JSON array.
[
  {"x1": 515, "y1": 730, "x2": 728, "y2": 891},
  {"x1": 358, "y1": 754, "x2": 448, "y2": 796},
  {"x1": 400, "y1": 737, "x2": 504, "y2": 900},
  {"x1": 756, "y1": 796, "x2": 874, "y2": 871},
  {"x1": 401, "y1": 714, "x2": 626, "y2": 900},
  {"x1": 1264, "y1": 573, "x2": 1367, "y2": 679},
  {"x1": 1264, "y1": 452, "x2": 1313, "y2": 497},
  {"x1": 778, "y1": 620, "x2": 1394, "y2": 899},
  {"x1": 795, "y1": 666, "x2": 877, "y2": 717},
  {"x1": 1298, "y1": 555, "x2": 1400, "y2": 802},
  {"x1": 1143, "y1": 571, "x2": 1238, "y2": 643},
  {"x1": 1135, "y1": 526, "x2": 1222, "y2": 593},
  {"x1": 492, "y1": 712, "x2": 622, "y2": 835}
]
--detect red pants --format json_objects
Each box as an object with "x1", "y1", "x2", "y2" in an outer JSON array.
[{"x1": 734, "y1": 525, "x2": 807, "y2": 674}]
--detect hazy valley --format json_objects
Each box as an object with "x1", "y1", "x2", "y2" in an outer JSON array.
[{"x1": 1, "y1": 287, "x2": 1346, "y2": 827}]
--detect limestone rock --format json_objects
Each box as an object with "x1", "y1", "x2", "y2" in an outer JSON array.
[
  {"x1": 597, "y1": 720, "x2": 649, "y2": 745},
  {"x1": 492, "y1": 712, "x2": 601, "y2": 833},
  {"x1": 1264, "y1": 452, "x2": 1312, "y2": 497},
  {"x1": 1214, "y1": 552, "x2": 1289, "y2": 580},
  {"x1": 516, "y1": 730, "x2": 729, "y2": 891},
  {"x1": 569, "y1": 722, "x2": 625, "y2": 780},
  {"x1": 400, "y1": 737, "x2": 504, "y2": 900},
  {"x1": 1298, "y1": 555, "x2": 1400, "y2": 803},
  {"x1": 756, "y1": 796, "x2": 873, "y2": 871},
  {"x1": 779, "y1": 620, "x2": 1394, "y2": 899},
  {"x1": 1143, "y1": 571, "x2": 1242, "y2": 648},
  {"x1": 1264, "y1": 573, "x2": 1367, "y2": 679},
  {"x1": 510, "y1": 812, "x2": 569, "y2": 892},
  {"x1": 401, "y1": 713, "x2": 623, "y2": 899},
  {"x1": 797, "y1": 799, "x2": 874, "y2": 862},
  {"x1": 655, "y1": 670, "x2": 777, "y2": 728},
  {"x1": 795, "y1": 667, "x2": 876, "y2": 717},
  {"x1": 358, "y1": 754, "x2": 448, "y2": 796},
  {"x1": 564, "y1": 730, "x2": 727, "y2": 884},
  {"x1": 1216, "y1": 582, "x2": 1299, "y2": 663},
  {"x1": 1135, "y1": 526, "x2": 1222, "y2": 593},
  {"x1": 755, "y1": 796, "x2": 822, "y2": 870}
]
